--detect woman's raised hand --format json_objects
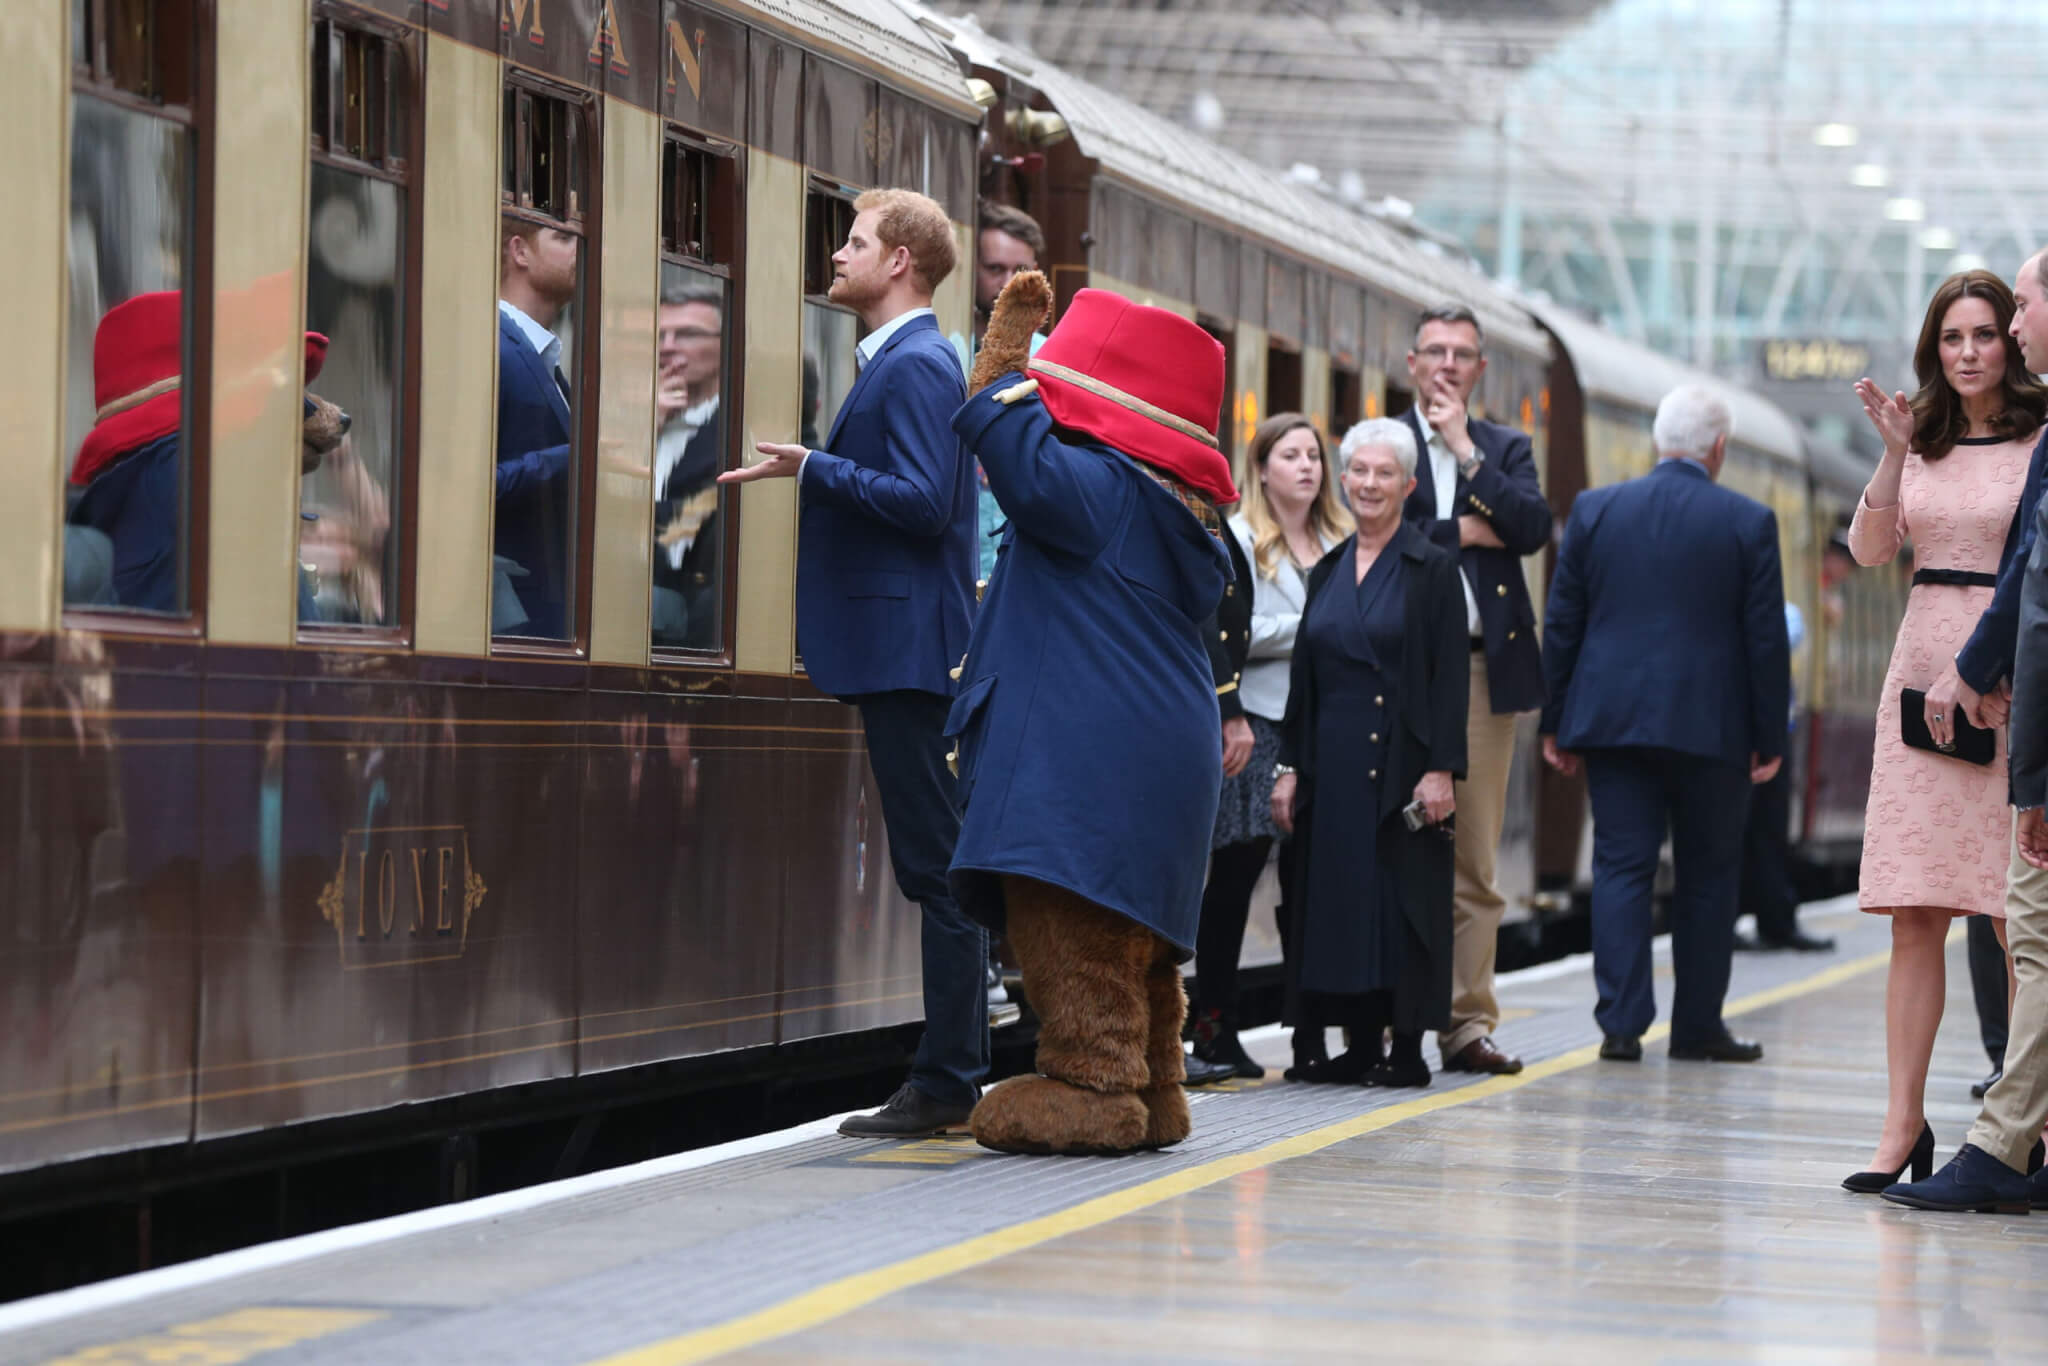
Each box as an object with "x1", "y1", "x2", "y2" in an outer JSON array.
[{"x1": 1853, "y1": 377, "x2": 1913, "y2": 457}]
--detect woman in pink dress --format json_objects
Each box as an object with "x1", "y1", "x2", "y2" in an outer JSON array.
[{"x1": 1846, "y1": 269, "x2": 2047, "y2": 1192}]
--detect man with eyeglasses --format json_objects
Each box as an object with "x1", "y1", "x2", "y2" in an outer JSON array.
[
  {"x1": 1400, "y1": 302, "x2": 1553, "y2": 1078},
  {"x1": 651, "y1": 281, "x2": 726, "y2": 650}
]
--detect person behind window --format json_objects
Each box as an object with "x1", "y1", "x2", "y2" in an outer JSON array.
[
  {"x1": 495, "y1": 217, "x2": 580, "y2": 638},
  {"x1": 651, "y1": 281, "x2": 725, "y2": 649},
  {"x1": 952, "y1": 202, "x2": 1049, "y2": 585}
]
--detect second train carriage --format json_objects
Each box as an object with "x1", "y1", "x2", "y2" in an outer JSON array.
[{"x1": 1, "y1": 0, "x2": 1900, "y2": 1251}]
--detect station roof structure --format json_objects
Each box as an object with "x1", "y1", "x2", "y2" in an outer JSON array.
[{"x1": 939, "y1": 0, "x2": 2048, "y2": 446}]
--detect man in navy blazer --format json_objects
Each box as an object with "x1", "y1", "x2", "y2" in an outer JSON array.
[
  {"x1": 495, "y1": 218, "x2": 580, "y2": 639},
  {"x1": 1400, "y1": 303, "x2": 1551, "y2": 1078},
  {"x1": 720, "y1": 188, "x2": 983, "y2": 1137},
  {"x1": 1541, "y1": 385, "x2": 1789, "y2": 1063}
]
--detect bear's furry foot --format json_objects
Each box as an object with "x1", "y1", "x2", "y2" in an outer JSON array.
[
  {"x1": 1137, "y1": 1082, "x2": 1190, "y2": 1150},
  {"x1": 970, "y1": 1075, "x2": 1149, "y2": 1156}
]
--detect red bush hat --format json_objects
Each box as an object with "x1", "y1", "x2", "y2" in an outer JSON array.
[
  {"x1": 1027, "y1": 289, "x2": 1237, "y2": 505},
  {"x1": 70, "y1": 290, "x2": 329, "y2": 486}
]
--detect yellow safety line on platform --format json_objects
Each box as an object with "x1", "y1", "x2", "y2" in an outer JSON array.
[{"x1": 588, "y1": 944, "x2": 1895, "y2": 1366}]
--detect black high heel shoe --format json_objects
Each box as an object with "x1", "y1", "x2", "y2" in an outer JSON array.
[{"x1": 1843, "y1": 1123, "x2": 1935, "y2": 1193}]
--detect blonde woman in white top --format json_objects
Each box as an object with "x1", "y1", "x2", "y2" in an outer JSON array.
[{"x1": 1192, "y1": 412, "x2": 1352, "y2": 1078}]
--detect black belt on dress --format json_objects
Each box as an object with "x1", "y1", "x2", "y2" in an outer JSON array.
[{"x1": 1912, "y1": 568, "x2": 1998, "y2": 588}]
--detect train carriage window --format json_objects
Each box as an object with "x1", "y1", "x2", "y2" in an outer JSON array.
[
  {"x1": 803, "y1": 182, "x2": 862, "y2": 449},
  {"x1": 653, "y1": 130, "x2": 740, "y2": 655},
  {"x1": 63, "y1": 0, "x2": 201, "y2": 616},
  {"x1": 300, "y1": 13, "x2": 414, "y2": 631},
  {"x1": 494, "y1": 78, "x2": 594, "y2": 643}
]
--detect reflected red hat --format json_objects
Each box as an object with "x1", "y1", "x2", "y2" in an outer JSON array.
[
  {"x1": 69, "y1": 290, "x2": 329, "y2": 486},
  {"x1": 1027, "y1": 289, "x2": 1237, "y2": 504}
]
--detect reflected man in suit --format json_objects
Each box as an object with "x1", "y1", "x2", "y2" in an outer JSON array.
[
  {"x1": 651, "y1": 281, "x2": 725, "y2": 650},
  {"x1": 1401, "y1": 302, "x2": 1551, "y2": 1077},
  {"x1": 720, "y1": 189, "x2": 983, "y2": 1136},
  {"x1": 1541, "y1": 385, "x2": 1789, "y2": 1064},
  {"x1": 495, "y1": 217, "x2": 579, "y2": 638}
]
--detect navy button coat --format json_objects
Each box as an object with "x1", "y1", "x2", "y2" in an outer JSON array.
[{"x1": 944, "y1": 386, "x2": 1231, "y2": 959}]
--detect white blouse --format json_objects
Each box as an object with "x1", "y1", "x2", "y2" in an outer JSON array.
[{"x1": 1227, "y1": 513, "x2": 1338, "y2": 722}]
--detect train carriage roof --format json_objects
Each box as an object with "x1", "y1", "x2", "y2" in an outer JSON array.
[
  {"x1": 778, "y1": 0, "x2": 986, "y2": 116},
  {"x1": 1530, "y1": 300, "x2": 1806, "y2": 466},
  {"x1": 898, "y1": 3, "x2": 1550, "y2": 360}
]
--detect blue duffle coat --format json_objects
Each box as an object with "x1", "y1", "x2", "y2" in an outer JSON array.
[{"x1": 944, "y1": 384, "x2": 1231, "y2": 960}]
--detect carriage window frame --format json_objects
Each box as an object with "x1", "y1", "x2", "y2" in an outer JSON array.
[
  {"x1": 297, "y1": 3, "x2": 424, "y2": 647},
  {"x1": 492, "y1": 72, "x2": 602, "y2": 655},
  {"x1": 62, "y1": 0, "x2": 213, "y2": 635},
  {"x1": 651, "y1": 126, "x2": 744, "y2": 666}
]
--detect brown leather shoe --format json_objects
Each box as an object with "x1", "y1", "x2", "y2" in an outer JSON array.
[{"x1": 1444, "y1": 1036, "x2": 1524, "y2": 1075}]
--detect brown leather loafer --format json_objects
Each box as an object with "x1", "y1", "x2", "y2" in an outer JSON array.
[{"x1": 1444, "y1": 1036, "x2": 1524, "y2": 1075}]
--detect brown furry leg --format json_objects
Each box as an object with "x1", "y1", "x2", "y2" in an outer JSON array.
[
  {"x1": 969, "y1": 877, "x2": 1152, "y2": 1156},
  {"x1": 1139, "y1": 940, "x2": 1191, "y2": 1149}
]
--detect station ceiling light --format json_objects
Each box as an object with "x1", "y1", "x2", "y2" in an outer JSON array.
[
  {"x1": 1884, "y1": 197, "x2": 1926, "y2": 223},
  {"x1": 1850, "y1": 163, "x2": 1890, "y2": 188},
  {"x1": 1813, "y1": 122, "x2": 1858, "y2": 147},
  {"x1": 1920, "y1": 226, "x2": 1958, "y2": 250}
]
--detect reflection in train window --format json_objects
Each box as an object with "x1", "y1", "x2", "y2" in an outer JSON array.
[
  {"x1": 802, "y1": 182, "x2": 862, "y2": 451},
  {"x1": 301, "y1": 17, "x2": 412, "y2": 629},
  {"x1": 495, "y1": 81, "x2": 592, "y2": 642},
  {"x1": 62, "y1": 1, "x2": 199, "y2": 616}
]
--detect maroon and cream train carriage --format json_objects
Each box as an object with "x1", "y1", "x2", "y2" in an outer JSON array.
[{"x1": 1, "y1": 0, "x2": 986, "y2": 1204}]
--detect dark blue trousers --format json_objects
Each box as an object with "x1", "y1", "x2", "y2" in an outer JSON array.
[
  {"x1": 1584, "y1": 746, "x2": 1752, "y2": 1046},
  {"x1": 857, "y1": 689, "x2": 990, "y2": 1105}
]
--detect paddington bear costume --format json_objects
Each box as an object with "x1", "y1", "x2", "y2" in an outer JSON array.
[{"x1": 947, "y1": 278, "x2": 1237, "y2": 1156}]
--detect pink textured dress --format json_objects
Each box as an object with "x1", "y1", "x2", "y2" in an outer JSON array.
[{"x1": 1850, "y1": 431, "x2": 2038, "y2": 917}]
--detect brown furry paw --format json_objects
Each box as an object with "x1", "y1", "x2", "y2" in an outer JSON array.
[
  {"x1": 1137, "y1": 1083, "x2": 1190, "y2": 1150},
  {"x1": 968, "y1": 270, "x2": 1053, "y2": 395},
  {"x1": 969, "y1": 1075, "x2": 1148, "y2": 1156}
]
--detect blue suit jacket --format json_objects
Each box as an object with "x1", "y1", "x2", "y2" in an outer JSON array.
[
  {"x1": 1402, "y1": 410, "x2": 1550, "y2": 713},
  {"x1": 1956, "y1": 427, "x2": 2048, "y2": 693},
  {"x1": 944, "y1": 385, "x2": 1230, "y2": 958},
  {"x1": 495, "y1": 311, "x2": 574, "y2": 637},
  {"x1": 1540, "y1": 459, "x2": 1789, "y2": 768},
  {"x1": 796, "y1": 313, "x2": 974, "y2": 698}
]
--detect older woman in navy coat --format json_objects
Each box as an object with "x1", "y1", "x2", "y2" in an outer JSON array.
[
  {"x1": 946, "y1": 280, "x2": 1236, "y2": 1156},
  {"x1": 1272, "y1": 417, "x2": 1469, "y2": 1088}
]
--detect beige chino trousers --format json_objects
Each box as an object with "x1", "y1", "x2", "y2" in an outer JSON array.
[
  {"x1": 1443, "y1": 651, "x2": 1522, "y2": 1057},
  {"x1": 1969, "y1": 821, "x2": 2048, "y2": 1169}
]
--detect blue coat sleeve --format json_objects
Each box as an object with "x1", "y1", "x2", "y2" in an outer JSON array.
[
  {"x1": 2012, "y1": 501, "x2": 2048, "y2": 807},
  {"x1": 1538, "y1": 499, "x2": 1592, "y2": 736},
  {"x1": 1958, "y1": 486, "x2": 2043, "y2": 693},
  {"x1": 952, "y1": 386, "x2": 1123, "y2": 560},
  {"x1": 1459, "y1": 429, "x2": 1551, "y2": 555},
  {"x1": 801, "y1": 347, "x2": 965, "y2": 539},
  {"x1": 495, "y1": 442, "x2": 571, "y2": 502},
  {"x1": 1743, "y1": 507, "x2": 1792, "y2": 763}
]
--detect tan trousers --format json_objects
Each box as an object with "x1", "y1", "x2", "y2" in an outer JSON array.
[
  {"x1": 1968, "y1": 823, "x2": 2048, "y2": 1169},
  {"x1": 1443, "y1": 651, "x2": 1522, "y2": 1056}
]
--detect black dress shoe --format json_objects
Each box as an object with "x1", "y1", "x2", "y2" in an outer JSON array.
[
  {"x1": 1362, "y1": 1057, "x2": 1431, "y2": 1089},
  {"x1": 1882, "y1": 1143, "x2": 2030, "y2": 1214},
  {"x1": 1760, "y1": 930, "x2": 1835, "y2": 953},
  {"x1": 1599, "y1": 1034, "x2": 1642, "y2": 1061},
  {"x1": 1973, "y1": 1066, "x2": 2004, "y2": 1100},
  {"x1": 838, "y1": 1083, "x2": 975, "y2": 1138},
  {"x1": 1670, "y1": 1033, "x2": 1764, "y2": 1062},
  {"x1": 1731, "y1": 931, "x2": 1766, "y2": 952},
  {"x1": 1182, "y1": 1051, "x2": 1238, "y2": 1087},
  {"x1": 1285, "y1": 1048, "x2": 1377, "y2": 1084}
]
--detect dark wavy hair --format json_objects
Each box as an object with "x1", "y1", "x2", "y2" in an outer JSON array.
[{"x1": 1910, "y1": 269, "x2": 2047, "y2": 460}]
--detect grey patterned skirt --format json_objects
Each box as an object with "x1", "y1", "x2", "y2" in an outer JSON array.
[{"x1": 1211, "y1": 712, "x2": 1285, "y2": 850}]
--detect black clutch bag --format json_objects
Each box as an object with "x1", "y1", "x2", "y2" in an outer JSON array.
[{"x1": 1900, "y1": 687, "x2": 1995, "y2": 766}]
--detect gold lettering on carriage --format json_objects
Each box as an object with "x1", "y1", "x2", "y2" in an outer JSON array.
[
  {"x1": 665, "y1": 20, "x2": 706, "y2": 99},
  {"x1": 502, "y1": 0, "x2": 546, "y2": 46},
  {"x1": 317, "y1": 824, "x2": 488, "y2": 970},
  {"x1": 588, "y1": 0, "x2": 628, "y2": 74}
]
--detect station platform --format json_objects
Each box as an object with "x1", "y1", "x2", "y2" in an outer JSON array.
[{"x1": 8, "y1": 896, "x2": 2048, "y2": 1365}]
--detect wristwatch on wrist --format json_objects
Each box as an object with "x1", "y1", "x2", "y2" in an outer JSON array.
[
  {"x1": 1272, "y1": 763, "x2": 1297, "y2": 779},
  {"x1": 1457, "y1": 452, "x2": 1484, "y2": 479}
]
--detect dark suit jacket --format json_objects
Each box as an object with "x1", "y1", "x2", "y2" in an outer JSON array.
[
  {"x1": 2010, "y1": 498, "x2": 2048, "y2": 807},
  {"x1": 70, "y1": 433, "x2": 181, "y2": 613},
  {"x1": 796, "y1": 312, "x2": 974, "y2": 698},
  {"x1": 651, "y1": 407, "x2": 724, "y2": 649},
  {"x1": 1957, "y1": 427, "x2": 2048, "y2": 693},
  {"x1": 494, "y1": 310, "x2": 574, "y2": 638},
  {"x1": 1540, "y1": 459, "x2": 1789, "y2": 768},
  {"x1": 1205, "y1": 519, "x2": 1254, "y2": 723},
  {"x1": 1277, "y1": 524, "x2": 1468, "y2": 1032},
  {"x1": 1402, "y1": 409, "x2": 1549, "y2": 713}
]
